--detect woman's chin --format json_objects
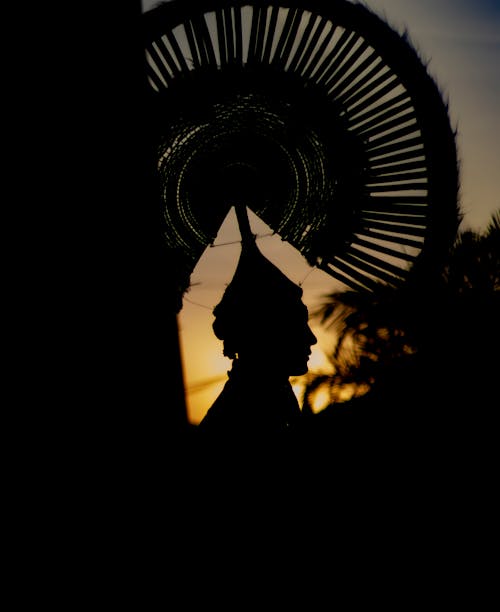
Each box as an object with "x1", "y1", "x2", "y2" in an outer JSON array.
[{"x1": 289, "y1": 363, "x2": 309, "y2": 376}]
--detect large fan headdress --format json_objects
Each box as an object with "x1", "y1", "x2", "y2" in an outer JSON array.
[{"x1": 142, "y1": 0, "x2": 459, "y2": 305}]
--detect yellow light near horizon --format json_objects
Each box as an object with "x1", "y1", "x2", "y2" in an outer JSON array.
[
  {"x1": 306, "y1": 342, "x2": 334, "y2": 373},
  {"x1": 186, "y1": 346, "x2": 336, "y2": 424},
  {"x1": 180, "y1": 311, "x2": 339, "y2": 424},
  {"x1": 187, "y1": 380, "x2": 227, "y2": 425}
]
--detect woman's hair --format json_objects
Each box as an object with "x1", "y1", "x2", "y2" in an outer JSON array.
[{"x1": 212, "y1": 241, "x2": 304, "y2": 358}]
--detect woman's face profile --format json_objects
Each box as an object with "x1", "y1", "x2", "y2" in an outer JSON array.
[
  {"x1": 277, "y1": 302, "x2": 317, "y2": 376},
  {"x1": 244, "y1": 301, "x2": 317, "y2": 376}
]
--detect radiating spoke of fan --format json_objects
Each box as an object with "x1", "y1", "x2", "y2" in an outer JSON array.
[{"x1": 142, "y1": 0, "x2": 459, "y2": 300}]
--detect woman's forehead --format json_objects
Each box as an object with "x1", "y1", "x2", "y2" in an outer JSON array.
[{"x1": 272, "y1": 300, "x2": 309, "y2": 322}]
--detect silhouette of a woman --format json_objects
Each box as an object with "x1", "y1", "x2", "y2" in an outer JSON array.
[{"x1": 198, "y1": 204, "x2": 317, "y2": 439}]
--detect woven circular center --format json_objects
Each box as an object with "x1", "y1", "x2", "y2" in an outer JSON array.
[{"x1": 156, "y1": 74, "x2": 365, "y2": 267}]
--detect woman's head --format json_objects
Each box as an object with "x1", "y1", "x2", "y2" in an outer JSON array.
[{"x1": 212, "y1": 242, "x2": 317, "y2": 375}]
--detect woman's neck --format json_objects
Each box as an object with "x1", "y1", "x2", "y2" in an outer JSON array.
[{"x1": 231, "y1": 357, "x2": 290, "y2": 382}]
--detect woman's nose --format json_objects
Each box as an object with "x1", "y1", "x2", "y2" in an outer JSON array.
[{"x1": 308, "y1": 326, "x2": 317, "y2": 345}]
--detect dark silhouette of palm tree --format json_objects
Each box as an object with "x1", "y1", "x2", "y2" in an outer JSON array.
[
  {"x1": 444, "y1": 209, "x2": 500, "y2": 294},
  {"x1": 303, "y1": 208, "x2": 500, "y2": 413}
]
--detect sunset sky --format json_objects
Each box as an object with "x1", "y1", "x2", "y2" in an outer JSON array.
[{"x1": 141, "y1": 0, "x2": 500, "y2": 424}]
